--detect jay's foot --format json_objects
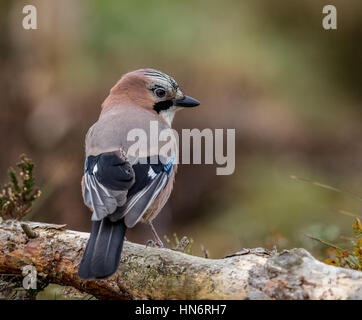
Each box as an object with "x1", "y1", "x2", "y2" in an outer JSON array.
[{"x1": 145, "y1": 239, "x2": 164, "y2": 248}]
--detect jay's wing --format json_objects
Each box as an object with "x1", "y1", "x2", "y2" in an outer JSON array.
[
  {"x1": 83, "y1": 152, "x2": 174, "y2": 226},
  {"x1": 83, "y1": 152, "x2": 135, "y2": 221},
  {"x1": 109, "y1": 155, "x2": 175, "y2": 227}
]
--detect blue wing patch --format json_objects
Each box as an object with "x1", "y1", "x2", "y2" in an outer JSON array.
[{"x1": 108, "y1": 155, "x2": 175, "y2": 227}]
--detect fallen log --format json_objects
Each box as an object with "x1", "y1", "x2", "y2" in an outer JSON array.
[{"x1": 0, "y1": 220, "x2": 361, "y2": 300}]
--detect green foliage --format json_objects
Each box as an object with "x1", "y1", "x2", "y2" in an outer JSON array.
[
  {"x1": 324, "y1": 218, "x2": 362, "y2": 271},
  {"x1": 292, "y1": 176, "x2": 362, "y2": 271},
  {"x1": 0, "y1": 155, "x2": 41, "y2": 220}
]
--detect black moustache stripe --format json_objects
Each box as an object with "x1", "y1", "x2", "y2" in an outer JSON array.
[{"x1": 153, "y1": 100, "x2": 173, "y2": 113}]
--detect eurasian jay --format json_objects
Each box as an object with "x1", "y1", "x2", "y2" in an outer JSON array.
[{"x1": 78, "y1": 69, "x2": 200, "y2": 280}]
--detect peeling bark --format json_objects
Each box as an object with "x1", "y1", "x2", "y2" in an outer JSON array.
[{"x1": 0, "y1": 220, "x2": 361, "y2": 300}]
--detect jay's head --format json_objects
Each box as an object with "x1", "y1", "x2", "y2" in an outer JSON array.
[{"x1": 102, "y1": 69, "x2": 200, "y2": 125}]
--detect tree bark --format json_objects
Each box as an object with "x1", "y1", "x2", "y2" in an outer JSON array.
[{"x1": 0, "y1": 219, "x2": 361, "y2": 300}]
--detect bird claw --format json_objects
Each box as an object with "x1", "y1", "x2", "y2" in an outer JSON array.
[
  {"x1": 145, "y1": 240, "x2": 156, "y2": 248},
  {"x1": 156, "y1": 240, "x2": 164, "y2": 248},
  {"x1": 145, "y1": 239, "x2": 164, "y2": 248}
]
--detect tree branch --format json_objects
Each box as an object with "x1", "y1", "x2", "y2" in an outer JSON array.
[{"x1": 0, "y1": 220, "x2": 361, "y2": 300}]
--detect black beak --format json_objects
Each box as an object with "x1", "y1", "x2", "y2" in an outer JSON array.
[{"x1": 172, "y1": 95, "x2": 200, "y2": 107}]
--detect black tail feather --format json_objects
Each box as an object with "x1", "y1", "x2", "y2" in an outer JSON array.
[{"x1": 78, "y1": 217, "x2": 127, "y2": 280}]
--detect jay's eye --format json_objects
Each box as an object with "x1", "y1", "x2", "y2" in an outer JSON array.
[{"x1": 155, "y1": 88, "x2": 166, "y2": 98}]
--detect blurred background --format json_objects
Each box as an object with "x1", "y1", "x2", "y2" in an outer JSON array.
[{"x1": 1, "y1": 0, "x2": 362, "y2": 260}]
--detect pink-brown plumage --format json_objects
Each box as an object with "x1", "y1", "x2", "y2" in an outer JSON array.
[{"x1": 78, "y1": 69, "x2": 199, "y2": 280}]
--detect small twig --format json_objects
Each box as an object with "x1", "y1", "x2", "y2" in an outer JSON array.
[
  {"x1": 224, "y1": 247, "x2": 271, "y2": 258},
  {"x1": 201, "y1": 245, "x2": 209, "y2": 258},
  {"x1": 175, "y1": 236, "x2": 190, "y2": 252},
  {"x1": 21, "y1": 223, "x2": 38, "y2": 239},
  {"x1": 304, "y1": 233, "x2": 344, "y2": 251},
  {"x1": 338, "y1": 210, "x2": 362, "y2": 219},
  {"x1": 339, "y1": 235, "x2": 355, "y2": 241},
  {"x1": 290, "y1": 176, "x2": 362, "y2": 202}
]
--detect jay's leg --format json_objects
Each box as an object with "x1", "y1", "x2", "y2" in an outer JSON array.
[{"x1": 148, "y1": 221, "x2": 164, "y2": 248}]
